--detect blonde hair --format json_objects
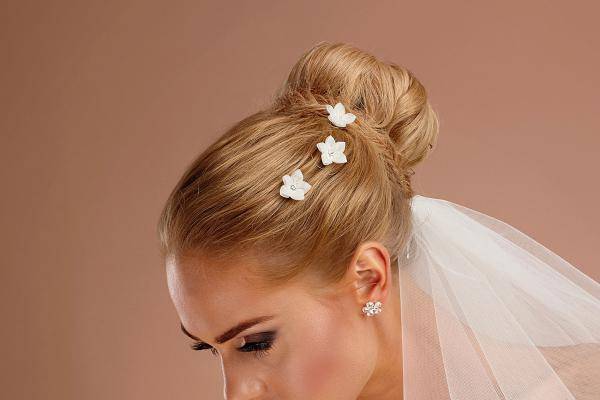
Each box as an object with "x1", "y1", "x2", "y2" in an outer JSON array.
[{"x1": 157, "y1": 41, "x2": 439, "y2": 289}]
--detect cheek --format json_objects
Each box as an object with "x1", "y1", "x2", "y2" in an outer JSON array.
[
  {"x1": 298, "y1": 343, "x2": 341, "y2": 393},
  {"x1": 285, "y1": 310, "x2": 371, "y2": 399}
]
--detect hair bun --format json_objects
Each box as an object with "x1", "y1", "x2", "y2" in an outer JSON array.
[{"x1": 274, "y1": 41, "x2": 438, "y2": 186}]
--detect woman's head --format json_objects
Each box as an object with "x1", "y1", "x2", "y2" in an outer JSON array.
[
  {"x1": 166, "y1": 241, "x2": 400, "y2": 399},
  {"x1": 158, "y1": 41, "x2": 438, "y2": 398}
]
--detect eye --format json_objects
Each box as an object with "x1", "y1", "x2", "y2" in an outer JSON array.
[
  {"x1": 190, "y1": 341, "x2": 219, "y2": 356},
  {"x1": 190, "y1": 331, "x2": 277, "y2": 359},
  {"x1": 238, "y1": 339, "x2": 274, "y2": 359}
]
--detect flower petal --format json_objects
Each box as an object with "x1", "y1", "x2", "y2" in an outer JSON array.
[
  {"x1": 334, "y1": 141, "x2": 345, "y2": 152},
  {"x1": 300, "y1": 180, "x2": 311, "y2": 192},
  {"x1": 290, "y1": 188, "x2": 304, "y2": 200},
  {"x1": 291, "y1": 169, "x2": 303, "y2": 182},
  {"x1": 321, "y1": 152, "x2": 332, "y2": 165},
  {"x1": 343, "y1": 113, "x2": 356, "y2": 125},
  {"x1": 282, "y1": 174, "x2": 292, "y2": 186},
  {"x1": 328, "y1": 114, "x2": 340, "y2": 127},
  {"x1": 280, "y1": 185, "x2": 291, "y2": 198},
  {"x1": 316, "y1": 142, "x2": 327, "y2": 153},
  {"x1": 332, "y1": 152, "x2": 347, "y2": 163}
]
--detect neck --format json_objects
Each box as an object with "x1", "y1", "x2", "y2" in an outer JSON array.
[{"x1": 357, "y1": 281, "x2": 404, "y2": 400}]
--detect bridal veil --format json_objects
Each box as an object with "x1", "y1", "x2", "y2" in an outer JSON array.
[{"x1": 399, "y1": 195, "x2": 600, "y2": 399}]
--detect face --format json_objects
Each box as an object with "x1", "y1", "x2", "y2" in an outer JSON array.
[{"x1": 166, "y1": 252, "x2": 382, "y2": 399}]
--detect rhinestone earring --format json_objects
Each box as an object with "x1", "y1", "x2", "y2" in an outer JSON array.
[{"x1": 362, "y1": 301, "x2": 383, "y2": 316}]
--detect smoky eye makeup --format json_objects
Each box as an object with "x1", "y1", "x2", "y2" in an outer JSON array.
[{"x1": 190, "y1": 330, "x2": 278, "y2": 359}]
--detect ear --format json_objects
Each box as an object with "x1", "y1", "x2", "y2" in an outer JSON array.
[{"x1": 349, "y1": 241, "x2": 392, "y2": 308}]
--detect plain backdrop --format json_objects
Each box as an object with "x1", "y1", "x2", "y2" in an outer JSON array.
[{"x1": 1, "y1": 1, "x2": 599, "y2": 399}]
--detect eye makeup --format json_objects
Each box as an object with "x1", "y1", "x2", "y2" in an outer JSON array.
[{"x1": 190, "y1": 330, "x2": 277, "y2": 359}]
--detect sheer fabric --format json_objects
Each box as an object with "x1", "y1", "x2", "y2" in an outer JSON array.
[{"x1": 399, "y1": 195, "x2": 600, "y2": 399}]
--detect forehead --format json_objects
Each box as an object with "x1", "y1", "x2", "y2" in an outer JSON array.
[{"x1": 165, "y1": 253, "x2": 309, "y2": 340}]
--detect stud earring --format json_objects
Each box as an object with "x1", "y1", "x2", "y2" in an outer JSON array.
[{"x1": 362, "y1": 301, "x2": 383, "y2": 316}]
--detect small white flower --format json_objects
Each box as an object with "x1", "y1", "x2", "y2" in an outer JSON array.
[
  {"x1": 279, "y1": 168, "x2": 312, "y2": 201},
  {"x1": 316, "y1": 135, "x2": 347, "y2": 165},
  {"x1": 325, "y1": 102, "x2": 356, "y2": 128}
]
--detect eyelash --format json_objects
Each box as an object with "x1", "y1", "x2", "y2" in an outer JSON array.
[{"x1": 190, "y1": 335, "x2": 275, "y2": 359}]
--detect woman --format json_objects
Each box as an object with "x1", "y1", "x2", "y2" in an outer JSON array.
[{"x1": 157, "y1": 42, "x2": 600, "y2": 399}]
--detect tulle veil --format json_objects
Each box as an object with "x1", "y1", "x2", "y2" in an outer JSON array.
[{"x1": 398, "y1": 194, "x2": 600, "y2": 399}]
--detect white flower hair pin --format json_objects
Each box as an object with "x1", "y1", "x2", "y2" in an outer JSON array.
[
  {"x1": 316, "y1": 135, "x2": 347, "y2": 165},
  {"x1": 279, "y1": 102, "x2": 353, "y2": 201},
  {"x1": 326, "y1": 102, "x2": 356, "y2": 128},
  {"x1": 279, "y1": 169, "x2": 312, "y2": 201}
]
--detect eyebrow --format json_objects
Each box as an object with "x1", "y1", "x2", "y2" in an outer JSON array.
[{"x1": 179, "y1": 315, "x2": 275, "y2": 345}]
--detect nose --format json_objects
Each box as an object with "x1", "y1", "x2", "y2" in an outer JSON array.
[{"x1": 221, "y1": 361, "x2": 268, "y2": 400}]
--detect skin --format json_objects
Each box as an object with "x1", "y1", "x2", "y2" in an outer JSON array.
[{"x1": 166, "y1": 241, "x2": 404, "y2": 399}]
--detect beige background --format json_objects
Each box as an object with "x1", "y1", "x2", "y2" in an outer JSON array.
[{"x1": 2, "y1": 1, "x2": 599, "y2": 399}]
